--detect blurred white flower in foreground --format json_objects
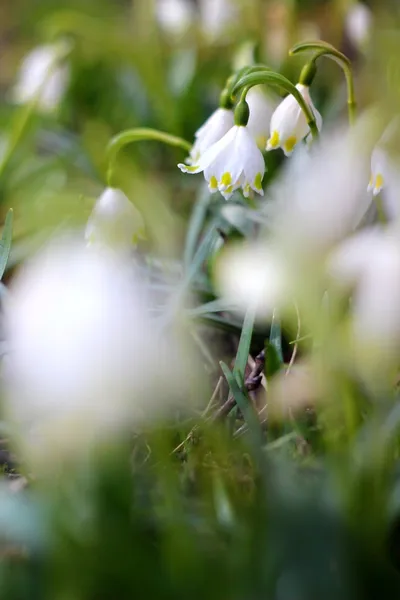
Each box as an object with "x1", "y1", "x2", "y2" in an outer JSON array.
[
  {"x1": 345, "y1": 2, "x2": 372, "y2": 51},
  {"x1": 199, "y1": 0, "x2": 237, "y2": 40},
  {"x1": 179, "y1": 124, "x2": 265, "y2": 199},
  {"x1": 328, "y1": 226, "x2": 400, "y2": 385},
  {"x1": 188, "y1": 107, "x2": 234, "y2": 165},
  {"x1": 155, "y1": 0, "x2": 196, "y2": 36},
  {"x1": 12, "y1": 42, "x2": 70, "y2": 112},
  {"x1": 214, "y1": 242, "x2": 288, "y2": 319},
  {"x1": 213, "y1": 122, "x2": 374, "y2": 320},
  {"x1": 246, "y1": 86, "x2": 277, "y2": 148},
  {"x1": 85, "y1": 187, "x2": 145, "y2": 252},
  {"x1": 271, "y1": 122, "x2": 372, "y2": 256},
  {"x1": 367, "y1": 118, "x2": 400, "y2": 219},
  {"x1": 368, "y1": 145, "x2": 387, "y2": 196},
  {"x1": 3, "y1": 238, "x2": 181, "y2": 467},
  {"x1": 267, "y1": 84, "x2": 322, "y2": 156}
]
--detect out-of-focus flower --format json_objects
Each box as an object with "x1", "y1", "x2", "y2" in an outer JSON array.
[
  {"x1": 199, "y1": 0, "x2": 237, "y2": 40},
  {"x1": 367, "y1": 118, "x2": 400, "y2": 219},
  {"x1": 85, "y1": 187, "x2": 145, "y2": 252},
  {"x1": 368, "y1": 145, "x2": 387, "y2": 196},
  {"x1": 328, "y1": 226, "x2": 400, "y2": 385},
  {"x1": 266, "y1": 84, "x2": 322, "y2": 156},
  {"x1": 246, "y1": 86, "x2": 277, "y2": 148},
  {"x1": 213, "y1": 241, "x2": 288, "y2": 319},
  {"x1": 155, "y1": 0, "x2": 196, "y2": 36},
  {"x1": 179, "y1": 125, "x2": 265, "y2": 199},
  {"x1": 270, "y1": 122, "x2": 372, "y2": 257},
  {"x1": 345, "y1": 2, "x2": 372, "y2": 51},
  {"x1": 3, "y1": 237, "x2": 181, "y2": 467},
  {"x1": 188, "y1": 107, "x2": 234, "y2": 165},
  {"x1": 12, "y1": 42, "x2": 70, "y2": 112}
]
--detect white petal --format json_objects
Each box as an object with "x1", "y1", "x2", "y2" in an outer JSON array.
[{"x1": 246, "y1": 87, "x2": 276, "y2": 140}]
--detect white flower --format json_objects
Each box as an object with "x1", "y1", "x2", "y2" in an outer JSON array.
[
  {"x1": 155, "y1": 0, "x2": 195, "y2": 36},
  {"x1": 178, "y1": 125, "x2": 265, "y2": 199},
  {"x1": 3, "y1": 237, "x2": 180, "y2": 466},
  {"x1": 199, "y1": 0, "x2": 237, "y2": 40},
  {"x1": 188, "y1": 107, "x2": 234, "y2": 165},
  {"x1": 246, "y1": 86, "x2": 277, "y2": 148},
  {"x1": 12, "y1": 42, "x2": 70, "y2": 112},
  {"x1": 213, "y1": 241, "x2": 288, "y2": 319},
  {"x1": 345, "y1": 2, "x2": 372, "y2": 50},
  {"x1": 266, "y1": 84, "x2": 322, "y2": 156},
  {"x1": 367, "y1": 118, "x2": 400, "y2": 219},
  {"x1": 270, "y1": 121, "x2": 372, "y2": 257},
  {"x1": 328, "y1": 227, "x2": 400, "y2": 384},
  {"x1": 85, "y1": 187, "x2": 145, "y2": 252},
  {"x1": 367, "y1": 145, "x2": 387, "y2": 196}
]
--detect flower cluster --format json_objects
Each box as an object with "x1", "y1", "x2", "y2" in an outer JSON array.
[{"x1": 179, "y1": 80, "x2": 321, "y2": 200}]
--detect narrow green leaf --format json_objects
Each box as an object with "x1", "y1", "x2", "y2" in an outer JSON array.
[
  {"x1": 220, "y1": 361, "x2": 263, "y2": 445},
  {"x1": 269, "y1": 310, "x2": 283, "y2": 363},
  {"x1": 0, "y1": 209, "x2": 13, "y2": 280},
  {"x1": 233, "y1": 305, "x2": 256, "y2": 385},
  {"x1": 184, "y1": 186, "x2": 211, "y2": 271}
]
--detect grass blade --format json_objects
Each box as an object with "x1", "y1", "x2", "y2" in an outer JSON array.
[
  {"x1": 233, "y1": 305, "x2": 256, "y2": 385},
  {"x1": 184, "y1": 186, "x2": 211, "y2": 271},
  {"x1": 0, "y1": 209, "x2": 13, "y2": 280},
  {"x1": 220, "y1": 361, "x2": 263, "y2": 446}
]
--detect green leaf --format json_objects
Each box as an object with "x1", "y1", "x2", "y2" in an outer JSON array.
[
  {"x1": 269, "y1": 310, "x2": 283, "y2": 362},
  {"x1": 184, "y1": 186, "x2": 211, "y2": 271},
  {"x1": 220, "y1": 361, "x2": 263, "y2": 446},
  {"x1": 0, "y1": 209, "x2": 13, "y2": 280},
  {"x1": 233, "y1": 305, "x2": 256, "y2": 385}
]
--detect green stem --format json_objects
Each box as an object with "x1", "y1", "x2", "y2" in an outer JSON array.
[
  {"x1": 290, "y1": 41, "x2": 356, "y2": 126},
  {"x1": 232, "y1": 71, "x2": 319, "y2": 141},
  {"x1": 106, "y1": 128, "x2": 192, "y2": 186}
]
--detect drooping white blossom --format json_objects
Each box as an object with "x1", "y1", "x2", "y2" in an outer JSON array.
[
  {"x1": 179, "y1": 125, "x2": 265, "y2": 199},
  {"x1": 188, "y1": 107, "x2": 234, "y2": 165},
  {"x1": 266, "y1": 84, "x2": 322, "y2": 156},
  {"x1": 85, "y1": 187, "x2": 145, "y2": 252},
  {"x1": 12, "y1": 42, "x2": 70, "y2": 112}
]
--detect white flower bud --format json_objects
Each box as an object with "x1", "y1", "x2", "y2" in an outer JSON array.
[
  {"x1": 12, "y1": 42, "x2": 70, "y2": 112},
  {"x1": 85, "y1": 188, "x2": 145, "y2": 252}
]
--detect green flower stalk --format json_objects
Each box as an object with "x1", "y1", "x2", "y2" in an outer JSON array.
[{"x1": 290, "y1": 40, "x2": 357, "y2": 126}]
